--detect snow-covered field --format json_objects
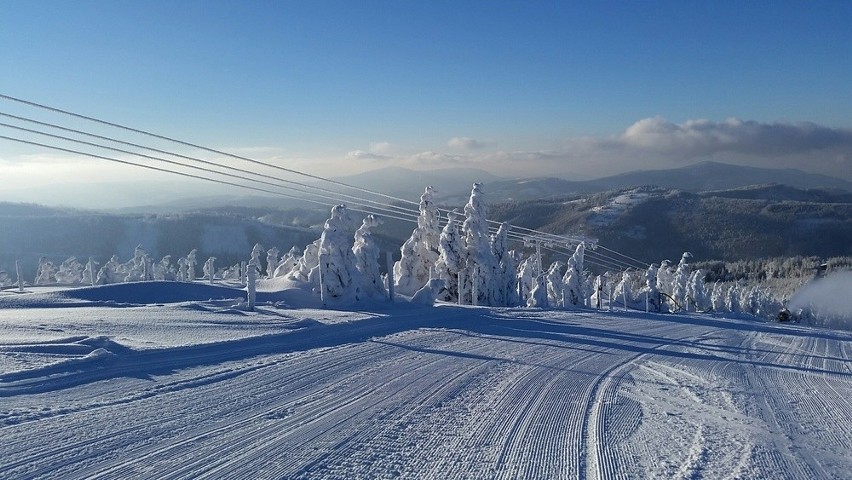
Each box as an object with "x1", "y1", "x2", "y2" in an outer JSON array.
[{"x1": 2, "y1": 282, "x2": 851, "y2": 479}]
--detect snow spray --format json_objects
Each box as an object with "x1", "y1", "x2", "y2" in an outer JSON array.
[{"x1": 788, "y1": 271, "x2": 852, "y2": 328}]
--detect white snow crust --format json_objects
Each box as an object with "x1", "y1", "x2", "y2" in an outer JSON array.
[{"x1": 2, "y1": 282, "x2": 851, "y2": 479}]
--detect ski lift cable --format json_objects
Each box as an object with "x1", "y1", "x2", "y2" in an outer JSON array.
[
  {"x1": 0, "y1": 111, "x2": 428, "y2": 221},
  {"x1": 0, "y1": 93, "x2": 424, "y2": 208},
  {"x1": 0, "y1": 94, "x2": 647, "y2": 267},
  {"x1": 0, "y1": 134, "x2": 426, "y2": 225}
]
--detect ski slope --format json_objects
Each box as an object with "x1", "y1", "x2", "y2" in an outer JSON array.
[{"x1": 1, "y1": 282, "x2": 851, "y2": 479}]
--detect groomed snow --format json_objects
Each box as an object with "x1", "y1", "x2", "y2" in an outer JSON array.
[{"x1": 2, "y1": 282, "x2": 851, "y2": 479}]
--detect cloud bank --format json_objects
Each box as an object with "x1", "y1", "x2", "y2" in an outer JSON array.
[{"x1": 350, "y1": 118, "x2": 852, "y2": 181}]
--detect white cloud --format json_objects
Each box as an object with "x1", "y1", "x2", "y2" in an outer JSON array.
[
  {"x1": 345, "y1": 150, "x2": 392, "y2": 162},
  {"x1": 447, "y1": 136, "x2": 488, "y2": 150},
  {"x1": 369, "y1": 141, "x2": 393, "y2": 154}
]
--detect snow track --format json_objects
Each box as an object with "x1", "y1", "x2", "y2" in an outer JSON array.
[{"x1": 2, "y1": 301, "x2": 852, "y2": 479}]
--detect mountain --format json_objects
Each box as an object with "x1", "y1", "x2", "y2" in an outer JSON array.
[
  {"x1": 331, "y1": 166, "x2": 505, "y2": 202},
  {"x1": 489, "y1": 184, "x2": 852, "y2": 264},
  {"x1": 483, "y1": 162, "x2": 852, "y2": 203},
  {"x1": 584, "y1": 161, "x2": 852, "y2": 193}
]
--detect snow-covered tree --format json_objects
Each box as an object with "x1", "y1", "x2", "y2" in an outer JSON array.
[
  {"x1": 82, "y1": 257, "x2": 98, "y2": 286},
  {"x1": 394, "y1": 228, "x2": 427, "y2": 296},
  {"x1": 186, "y1": 249, "x2": 198, "y2": 282},
  {"x1": 527, "y1": 272, "x2": 549, "y2": 308},
  {"x1": 96, "y1": 255, "x2": 122, "y2": 285},
  {"x1": 274, "y1": 246, "x2": 300, "y2": 278},
  {"x1": 687, "y1": 269, "x2": 708, "y2": 312},
  {"x1": 562, "y1": 243, "x2": 586, "y2": 307},
  {"x1": 394, "y1": 187, "x2": 442, "y2": 296},
  {"x1": 461, "y1": 183, "x2": 497, "y2": 305},
  {"x1": 726, "y1": 282, "x2": 741, "y2": 313},
  {"x1": 55, "y1": 257, "x2": 83, "y2": 284},
  {"x1": 153, "y1": 256, "x2": 176, "y2": 281},
  {"x1": 353, "y1": 215, "x2": 386, "y2": 299},
  {"x1": 316, "y1": 205, "x2": 360, "y2": 300},
  {"x1": 291, "y1": 240, "x2": 320, "y2": 283},
  {"x1": 34, "y1": 257, "x2": 56, "y2": 285},
  {"x1": 671, "y1": 252, "x2": 692, "y2": 310},
  {"x1": 490, "y1": 223, "x2": 518, "y2": 306},
  {"x1": 203, "y1": 257, "x2": 216, "y2": 283},
  {"x1": 656, "y1": 259, "x2": 674, "y2": 298},
  {"x1": 435, "y1": 211, "x2": 464, "y2": 302},
  {"x1": 250, "y1": 244, "x2": 264, "y2": 277},
  {"x1": 710, "y1": 282, "x2": 726, "y2": 312},
  {"x1": 641, "y1": 263, "x2": 661, "y2": 312},
  {"x1": 545, "y1": 261, "x2": 565, "y2": 307},
  {"x1": 517, "y1": 255, "x2": 538, "y2": 305},
  {"x1": 265, "y1": 247, "x2": 279, "y2": 279}
]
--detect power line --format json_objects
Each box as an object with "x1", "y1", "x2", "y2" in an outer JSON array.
[{"x1": 0, "y1": 94, "x2": 649, "y2": 271}]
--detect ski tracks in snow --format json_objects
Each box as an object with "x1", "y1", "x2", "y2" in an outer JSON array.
[{"x1": 2, "y1": 307, "x2": 852, "y2": 479}]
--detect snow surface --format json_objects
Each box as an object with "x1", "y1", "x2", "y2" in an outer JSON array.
[{"x1": 2, "y1": 282, "x2": 852, "y2": 479}]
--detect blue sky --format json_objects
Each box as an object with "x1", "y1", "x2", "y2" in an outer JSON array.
[{"x1": 1, "y1": 0, "x2": 851, "y2": 194}]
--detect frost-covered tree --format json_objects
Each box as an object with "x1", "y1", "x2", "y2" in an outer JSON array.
[
  {"x1": 710, "y1": 282, "x2": 726, "y2": 312},
  {"x1": 394, "y1": 187, "x2": 442, "y2": 297},
  {"x1": 517, "y1": 255, "x2": 538, "y2": 305},
  {"x1": 82, "y1": 257, "x2": 98, "y2": 286},
  {"x1": 122, "y1": 245, "x2": 149, "y2": 282},
  {"x1": 726, "y1": 282, "x2": 741, "y2": 313},
  {"x1": 185, "y1": 249, "x2": 198, "y2": 282},
  {"x1": 272, "y1": 246, "x2": 299, "y2": 278},
  {"x1": 562, "y1": 243, "x2": 586, "y2": 307},
  {"x1": 265, "y1": 247, "x2": 279, "y2": 279},
  {"x1": 527, "y1": 271, "x2": 549, "y2": 308},
  {"x1": 614, "y1": 270, "x2": 637, "y2": 310},
  {"x1": 461, "y1": 183, "x2": 497, "y2": 305},
  {"x1": 545, "y1": 261, "x2": 565, "y2": 307},
  {"x1": 490, "y1": 223, "x2": 518, "y2": 306},
  {"x1": 353, "y1": 215, "x2": 386, "y2": 299},
  {"x1": 394, "y1": 228, "x2": 428, "y2": 296},
  {"x1": 291, "y1": 240, "x2": 320, "y2": 283},
  {"x1": 641, "y1": 263, "x2": 661, "y2": 312},
  {"x1": 154, "y1": 256, "x2": 176, "y2": 281},
  {"x1": 316, "y1": 205, "x2": 360, "y2": 300},
  {"x1": 96, "y1": 255, "x2": 122, "y2": 285},
  {"x1": 656, "y1": 260, "x2": 674, "y2": 298},
  {"x1": 55, "y1": 257, "x2": 84, "y2": 284},
  {"x1": 34, "y1": 257, "x2": 56, "y2": 285},
  {"x1": 671, "y1": 252, "x2": 692, "y2": 310},
  {"x1": 203, "y1": 257, "x2": 216, "y2": 283},
  {"x1": 435, "y1": 211, "x2": 464, "y2": 302},
  {"x1": 687, "y1": 269, "x2": 708, "y2": 312},
  {"x1": 250, "y1": 244, "x2": 264, "y2": 277}
]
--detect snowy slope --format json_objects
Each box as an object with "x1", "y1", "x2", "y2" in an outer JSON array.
[{"x1": 1, "y1": 283, "x2": 851, "y2": 479}]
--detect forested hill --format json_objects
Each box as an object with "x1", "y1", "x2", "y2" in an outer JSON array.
[{"x1": 489, "y1": 185, "x2": 852, "y2": 264}]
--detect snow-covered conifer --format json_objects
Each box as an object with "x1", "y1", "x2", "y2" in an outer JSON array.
[
  {"x1": 641, "y1": 263, "x2": 661, "y2": 312},
  {"x1": 353, "y1": 215, "x2": 386, "y2": 299},
  {"x1": 265, "y1": 247, "x2": 279, "y2": 279},
  {"x1": 316, "y1": 205, "x2": 360, "y2": 300},
  {"x1": 34, "y1": 257, "x2": 56, "y2": 285},
  {"x1": 82, "y1": 257, "x2": 98, "y2": 286},
  {"x1": 517, "y1": 255, "x2": 538, "y2": 305},
  {"x1": 687, "y1": 269, "x2": 707, "y2": 312},
  {"x1": 250, "y1": 244, "x2": 264, "y2": 277},
  {"x1": 656, "y1": 260, "x2": 674, "y2": 297},
  {"x1": 490, "y1": 223, "x2": 518, "y2": 306},
  {"x1": 274, "y1": 246, "x2": 301, "y2": 278},
  {"x1": 185, "y1": 249, "x2": 198, "y2": 282},
  {"x1": 292, "y1": 240, "x2": 320, "y2": 283},
  {"x1": 545, "y1": 261, "x2": 565, "y2": 307},
  {"x1": 55, "y1": 257, "x2": 83, "y2": 284},
  {"x1": 435, "y1": 211, "x2": 464, "y2": 302},
  {"x1": 671, "y1": 252, "x2": 692, "y2": 311},
  {"x1": 562, "y1": 243, "x2": 586, "y2": 307},
  {"x1": 394, "y1": 187, "x2": 442, "y2": 296},
  {"x1": 461, "y1": 183, "x2": 497, "y2": 305},
  {"x1": 203, "y1": 257, "x2": 216, "y2": 283},
  {"x1": 527, "y1": 271, "x2": 549, "y2": 308},
  {"x1": 710, "y1": 282, "x2": 726, "y2": 312}
]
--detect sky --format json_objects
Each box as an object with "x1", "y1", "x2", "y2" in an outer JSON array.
[{"x1": 1, "y1": 0, "x2": 851, "y2": 206}]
